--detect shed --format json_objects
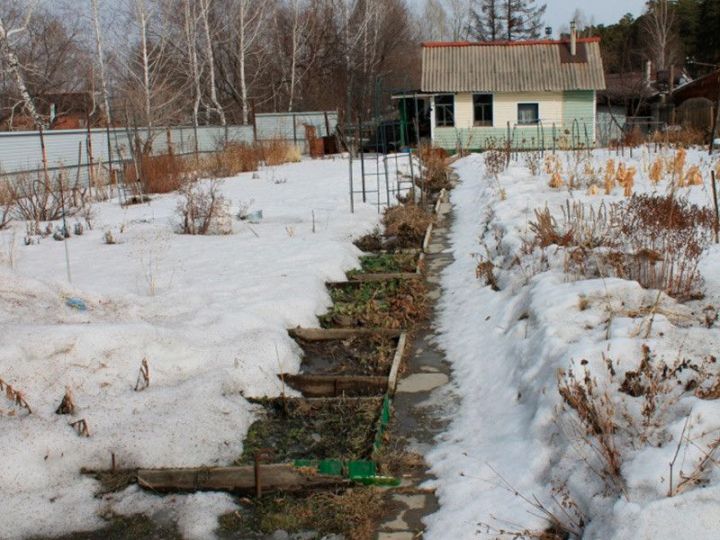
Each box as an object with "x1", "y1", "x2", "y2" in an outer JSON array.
[{"x1": 419, "y1": 35, "x2": 606, "y2": 150}]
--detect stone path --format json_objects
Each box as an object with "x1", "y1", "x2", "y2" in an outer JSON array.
[{"x1": 376, "y1": 196, "x2": 455, "y2": 540}]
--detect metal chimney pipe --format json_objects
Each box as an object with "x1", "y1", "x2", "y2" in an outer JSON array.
[{"x1": 570, "y1": 20, "x2": 577, "y2": 56}]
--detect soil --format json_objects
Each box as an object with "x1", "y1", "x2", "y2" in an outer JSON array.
[
  {"x1": 237, "y1": 398, "x2": 383, "y2": 464},
  {"x1": 294, "y1": 335, "x2": 398, "y2": 376}
]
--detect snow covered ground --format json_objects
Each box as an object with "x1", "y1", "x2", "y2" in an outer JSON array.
[
  {"x1": 426, "y1": 148, "x2": 720, "y2": 539},
  {"x1": 0, "y1": 157, "x2": 399, "y2": 539}
]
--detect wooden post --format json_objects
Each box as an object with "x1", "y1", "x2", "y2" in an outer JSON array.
[
  {"x1": 254, "y1": 453, "x2": 262, "y2": 498},
  {"x1": 712, "y1": 170, "x2": 719, "y2": 244},
  {"x1": 86, "y1": 116, "x2": 95, "y2": 197},
  {"x1": 709, "y1": 83, "x2": 720, "y2": 156}
]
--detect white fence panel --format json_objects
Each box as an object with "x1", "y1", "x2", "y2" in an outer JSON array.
[{"x1": 0, "y1": 125, "x2": 254, "y2": 185}]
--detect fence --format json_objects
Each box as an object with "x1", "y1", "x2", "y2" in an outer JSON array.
[
  {"x1": 0, "y1": 125, "x2": 254, "y2": 187},
  {"x1": 255, "y1": 111, "x2": 338, "y2": 149}
]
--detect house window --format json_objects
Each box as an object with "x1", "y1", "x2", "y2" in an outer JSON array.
[
  {"x1": 435, "y1": 94, "x2": 454, "y2": 127},
  {"x1": 517, "y1": 103, "x2": 539, "y2": 125},
  {"x1": 473, "y1": 94, "x2": 493, "y2": 126}
]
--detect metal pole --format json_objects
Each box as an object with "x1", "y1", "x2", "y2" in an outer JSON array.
[
  {"x1": 712, "y1": 170, "x2": 719, "y2": 243},
  {"x1": 348, "y1": 132, "x2": 354, "y2": 213}
]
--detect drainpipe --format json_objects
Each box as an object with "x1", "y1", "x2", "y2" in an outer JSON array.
[{"x1": 430, "y1": 96, "x2": 435, "y2": 143}]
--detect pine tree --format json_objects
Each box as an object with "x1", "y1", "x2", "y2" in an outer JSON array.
[
  {"x1": 697, "y1": 0, "x2": 720, "y2": 65},
  {"x1": 470, "y1": 0, "x2": 546, "y2": 41},
  {"x1": 504, "y1": 0, "x2": 547, "y2": 41},
  {"x1": 469, "y1": 0, "x2": 504, "y2": 41}
]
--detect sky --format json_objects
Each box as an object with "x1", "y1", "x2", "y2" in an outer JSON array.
[{"x1": 410, "y1": 0, "x2": 650, "y2": 37}]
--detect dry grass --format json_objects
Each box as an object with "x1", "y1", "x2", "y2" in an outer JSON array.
[
  {"x1": 55, "y1": 387, "x2": 76, "y2": 415},
  {"x1": 0, "y1": 377, "x2": 32, "y2": 415},
  {"x1": 128, "y1": 153, "x2": 187, "y2": 194},
  {"x1": 205, "y1": 143, "x2": 261, "y2": 177},
  {"x1": 528, "y1": 195, "x2": 714, "y2": 300},
  {"x1": 261, "y1": 139, "x2": 300, "y2": 166},
  {"x1": 419, "y1": 144, "x2": 451, "y2": 192},
  {"x1": 557, "y1": 346, "x2": 720, "y2": 497},
  {"x1": 558, "y1": 365, "x2": 623, "y2": 490},
  {"x1": 382, "y1": 203, "x2": 433, "y2": 248},
  {"x1": 651, "y1": 127, "x2": 706, "y2": 147}
]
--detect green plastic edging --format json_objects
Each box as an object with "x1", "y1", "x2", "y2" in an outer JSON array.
[{"x1": 291, "y1": 394, "x2": 396, "y2": 486}]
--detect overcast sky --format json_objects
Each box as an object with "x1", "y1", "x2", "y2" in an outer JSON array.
[{"x1": 409, "y1": 0, "x2": 649, "y2": 36}]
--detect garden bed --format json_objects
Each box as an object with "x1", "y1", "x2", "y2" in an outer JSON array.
[
  {"x1": 237, "y1": 397, "x2": 385, "y2": 464},
  {"x1": 281, "y1": 328, "x2": 407, "y2": 397},
  {"x1": 318, "y1": 278, "x2": 428, "y2": 329}
]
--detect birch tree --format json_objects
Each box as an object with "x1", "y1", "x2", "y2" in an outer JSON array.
[
  {"x1": 90, "y1": 0, "x2": 112, "y2": 125},
  {"x1": 198, "y1": 0, "x2": 225, "y2": 125},
  {"x1": 0, "y1": 4, "x2": 46, "y2": 128},
  {"x1": 182, "y1": 0, "x2": 203, "y2": 128},
  {"x1": 643, "y1": 0, "x2": 678, "y2": 71}
]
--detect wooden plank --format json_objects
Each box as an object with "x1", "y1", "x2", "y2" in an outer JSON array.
[
  {"x1": 332, "y1": 272, "x2": 420, "y2": 284},
  {"x1": 416, "y1": 252, "x2": 425, "y2": 274},
  {"x1": 137, "y1": 464, "x2": 349, "y2": 494},
  {"x1": 280, "y1": 374, "x2": 387, "y2": 397},
  {"x1": 422, "y1": 222, "x2": 433, "y2": 253},
  {"x1": 288, "y1": 327, "x2": 402, "y2": 341},
  {"x1": 387, "y1": 332, "x2": 407, "y2": 395}
]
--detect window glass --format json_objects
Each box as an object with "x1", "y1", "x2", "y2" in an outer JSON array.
[
  {"x1": 435, "y1": 94, "x2": 454, "y2": 127},
  {"x1": 517, "y1": 103, "x2": 539, "y2": 125},
  {"x1": 473, "y1": 94, "x2": 493, "y2": 126}
]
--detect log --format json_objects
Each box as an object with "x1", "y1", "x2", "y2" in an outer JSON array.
[
  {"x1": 137, "y1": 464, "x2": 348, "y2": 494},
  {"x1": 280, "y1": 374, "x2": 387, "y2": 397},
  {"x1": 289, "y1": 327, "x2": 402, "y2": 341}
]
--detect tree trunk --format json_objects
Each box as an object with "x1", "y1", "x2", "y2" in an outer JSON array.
[{"x1": 0, "y1": 17, "x2": 47, "y2": 129}]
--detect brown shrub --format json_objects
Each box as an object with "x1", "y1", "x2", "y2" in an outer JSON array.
[
  {"x1": 382, "y1": 203, "x2": 433, "y2": 248},
  {"x1": 651, "y1": 127, "x2": 706, "y2": 147},
  {"x1": 8, "y1": 171, "x2": 82, "y2": 222},
  {"x1": 124, "y1": 152, "x2": 189, "y2": 194},
  {"x1": 0, "y1": 182, "x2": 13, "y2": 229},
  {"x1": 176, "y1": 180, "x2": 232, "y2": 235},
  {"x1": 261, "y1": 139, "x2": 298, "y2": 166},
  {"x1": 208, "y1": 143, "x2": 261, "y2": 177}
]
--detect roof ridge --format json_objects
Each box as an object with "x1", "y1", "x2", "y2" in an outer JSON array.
[{"x1": 422, "y1": 37, "x2": 601, "y2": 48}]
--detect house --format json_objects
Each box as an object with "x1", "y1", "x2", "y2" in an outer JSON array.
[
  {"x1": 672, "y1": 70, "x2": 720, "y2": 134},
  {"x1": 419, "y1": 33, "x2": 606, "y2": 151},
  {"x1": 0, "y1": 92, "x2": 106, "y2": 131}
]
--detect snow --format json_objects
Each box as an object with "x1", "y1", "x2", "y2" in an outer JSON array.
[
  {"x1": 426, "y1": 148, "x2": 720, "y2": 539},
  {"x1": 0, "y1": 156, "x2": 400, "y2": 539}
]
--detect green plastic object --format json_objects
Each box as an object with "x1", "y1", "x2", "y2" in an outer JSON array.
[
  {"x1": 348, "y1": 460, "x2": 376, "y2": 479},
  {"x1": 318, "y1": 459, "x2": 343, "y2": 476},
  {"x1": 293, "y1": 459, "x2": 343, "y2": 476}
]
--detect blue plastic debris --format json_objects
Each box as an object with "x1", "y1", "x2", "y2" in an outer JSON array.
[
  {"x1": 66, "y1": 298, "x2": 87, "y2": 311},
  {"x1": 246, "y1": 210, "x2": 263, "y2": 224}
]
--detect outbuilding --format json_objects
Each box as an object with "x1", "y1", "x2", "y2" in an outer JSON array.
[{"x1": 419, "y1": 33, "x2": 606, "y2": 151}]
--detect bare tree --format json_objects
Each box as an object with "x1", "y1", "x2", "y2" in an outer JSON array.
[
  {"x1": 90, "y1": 0, "x2": 112, "y2": 125},
  {"x1": 0, "y1": 3, "x2": 47, "y2": 128},
  {"x1": 182, "y1": 0, "x2": 203, "y2": 128},
  {"x1": 199, "y1": 0, "x2": 225, "y2": 125},
  {"x1": 643, "y1": 0, "x2": 679, "y2": 71}
]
